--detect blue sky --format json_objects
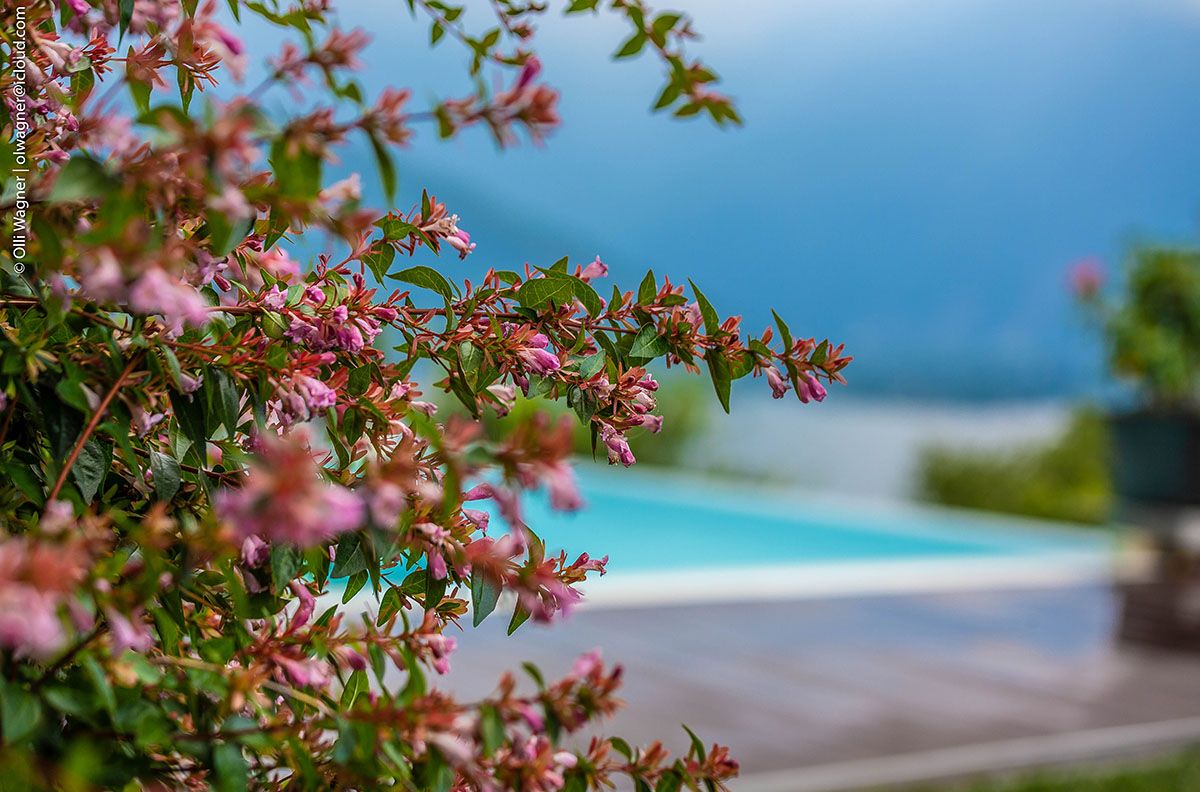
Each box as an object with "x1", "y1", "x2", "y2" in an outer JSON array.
[{"x1": 242, "y1": 0, "x2": 1200, "y2": 400}]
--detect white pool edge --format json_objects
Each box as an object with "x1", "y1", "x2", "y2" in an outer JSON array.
[{"x1": 576, "y1": 551, "x2": 1118, "y2": 610}]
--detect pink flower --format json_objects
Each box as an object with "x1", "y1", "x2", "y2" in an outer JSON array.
[
  {"x1": 319, "y1": 174, "x2": 362, "y2": 206},
  {"x1": 599, "y1": 425, "x2": 635, "y2": 467},
  {"x1": 640, "y1": 414, "x2": 664, "y2": 433},
  {"x1": 464, "y1": 482, "x2": 523, "y2": 525},
  {"x1": 0, "y1": 588, "x2": 64, "y2": 660},
  {"x1": 515, "y1": 55, "x2": 542, "y2": 90},
  {"x1": 463, "y1": 508, "x2": 490, "y2": 532},
  {"x1": 261, "y1": 285, "x2": 287, "y2": 310},
  {"x1": 445, "y1": 229, "x2": 475, "y2": 258},
  {"x1": 766, "y1": 366, "x2": 789, "y2": 399},
  {"x1": 517, "y1": 333, "x2": 561, "y2": 375},
  {"x1": 1069, "y1": 257, "x2": 1104, "y2": 300},
  {"x1": 543, "y1": 461, "x2": 583, "y2": 512},
  {"x1": 259, "y1": 247, "x2": 302, "y2": 282},
  {"x1": 486, "y1": 383, "x2": 517, "y2": 416},
  {"x1": 570, "y1": 553, "x2": 607, "y2": 576},
  {"x1": 40, "y1": 499, "x2": 75, "y2": 534},
  {"x1": 241, "y1": 534, "x2": 269, "y2": 566},
  {"x1": 274, "y1": 654, "x2": 332, "y2": 689},
  {"x1": 795, "y1": 373, "x2": 827, "y2": 404},
  {"x1": 288, "y1": 581, "x2": 316, "y2": 631},
  {"x1": 419, "y1": 632, "x2": 457, "y2": 675},
  {"x1": 216, "y1": 431, "x2": 364, "y2": 547},
  {"x1": 128, "y1": 267, "x2": 209, "y2": 334},
  {"x1": 516, "y1": 702, "x2": 544, "y2": 732},
  {"x1": 336, "y1": 647, "x2": 368, "y2": 671},
  {"x1": 179, "y1": 372, "x2": 204, "y2": 394},
  {"x1": 106, "y1": 607, "x2": 154, "y2": 655},
  {"x1": 571, "y1": 649, "x2": 603, "y2": 679},
  {"x1": 272, "y1": 374, "x2": 337, "y2": 426},
  {"x1": 369, "y1": 482, "x2": 406, "y2": 528},
  {"x1": 578, "y1": 255, "x2": 607, "y2": 282},
  {"x1": 0, "y1": 535, "x2": 88, "y2": 658}
]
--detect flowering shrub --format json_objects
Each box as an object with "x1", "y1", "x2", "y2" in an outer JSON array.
[
  {"x1": 1072, "y1": 248, "x2": 1200, "y2": 407},
  {"x1": 0, "y1": 1, "x2": 850, "y2": 789}
]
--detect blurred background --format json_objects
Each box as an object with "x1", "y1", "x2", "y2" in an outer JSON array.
[{"x1": 260, "y1": 0, "x2": 1200, "y2": 788}]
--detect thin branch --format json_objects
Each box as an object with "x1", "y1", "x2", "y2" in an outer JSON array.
[
  {"x1": 31, "y1": 623, "x2": 104, "y2": 690},
  {"x1": 47, "y1": 352, "x2": 145, "y2": 502}
]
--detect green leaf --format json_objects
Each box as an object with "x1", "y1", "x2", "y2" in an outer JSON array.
[
  {"x1": 610, "y1": 737, "x2": 633, "y2": 760},
  {"x1": 682, "y1": 724, "x2": 707, "y2": 759},
  {"x1": 208, "y1": 368, "x2": 241, "y2": 436},
  {"x1": 340, "y1": 670, "x2": 367, "y2": 709},
  {"x1": 366, "y1": 130, "x2": 397, "y2": 201},
  {"x1": 424, "y1": 567, "x2": 447, "y2": 612},
  {"x1": 614, "y1": 31, "x2": 647, "y2": 59},
  {"x1": 811, "y1": 339, "x2": 830, "y2": 366},
  {"x1": 342, "y1": 570, "x2": 368, "y2": 603},
  {"x1": 41, "y1": 385, "x2": 82, "y2": 462},
  {"x1": 271, "y1": 545, "x2": 303, "y2": 591},
  {"x1": 637, "y1": 270, "x2": 657, "y2": 304},
  {"x1": 705, "y1": 349, "x2": 732, "y2": 413},
  {"x1": 118, "y1": 0, "x2": 135, "y2": 34},
  {"x1": 516, "y1": 275, "x2": 575, "y2": 310},
  {"x1": 471, "y1": 572, "x2": 501, "y2": 627},
  {"x1": 362, "y1": 244, "x2": 396, "y2": 284},
  {"x1": 457, "y1": 342, "x2": 483, "y2": 389},
  {"x1": 0, "y1": 682, "x2": 42, "y2": 745},
  {"x1": 54, "y1": 378, "x2": 89, "y2": 412},
  {"x1": 269, "y1": 139, "x2": 322, "y2": 201},
  {"x1": 71, "y1": 436, "x2": 111, "y2": 504},
  {"x1": 376, "y1": 586, "x2": 402, "y2": 626},
  {"x1": 652, "y1": 80, "x2": 683, "y2": 112},
  {"x1": 628, "y1": 324, "x2": 669, "y2": 360},
  {"x1": 572, "y1": 277, "x2": 604, "y2": 317},
  {"x1": 393, "y1": 266, "x2": 455, "y2": 300},
  {"x1": 332, "y1": 533, "x2": 367, "y2": 578},
  {"x1": 479, "y1": 704, "x2": 505, "y2": 754},
  {"x1": 169, "y1": 388, "x2": 208, "y2": 465},
  {"x1": 578, "y1": 351, "x2": 606, "y2": 380},
  {"x1": 655, "y1": 770, "x2": 684, "y2": 792},
  {"x1": 213, "y1": 742, "x2": 248, "y2": 792},
  {"x1": 149, "y1": 450, "x2": 181, "y2": 502},
  {"x1": 48, "y1": 155, "x2": 115, "y2": 203},
  {"x1": 507, "y1": 603, "x2": 532, "y2": 635},
  {"x1": 689, "y1": 279, "x2": 720, "y2": 335},
  {"x1": 347, "y1": 364, "x2": 373, "y2": 397}
]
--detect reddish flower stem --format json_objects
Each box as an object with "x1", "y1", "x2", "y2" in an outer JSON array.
[{"x1": 47, "y1": 353, "x2": 145, "y2": 502}]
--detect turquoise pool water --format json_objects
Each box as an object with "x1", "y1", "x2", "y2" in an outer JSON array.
[{"x1": 490, "y1": 468, "x2": 1112, "y2": 574}]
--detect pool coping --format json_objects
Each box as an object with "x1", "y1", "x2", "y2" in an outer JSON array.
[{"x1": 577, "y1": 551, "x2": 1117, "y2": 609}]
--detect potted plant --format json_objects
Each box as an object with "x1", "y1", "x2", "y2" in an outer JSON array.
[{"x1": 1074, "y1": 247, "x2": 1200, "y2": 505}]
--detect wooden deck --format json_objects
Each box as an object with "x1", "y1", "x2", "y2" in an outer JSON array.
[{"x1": 438, "y1": 582, "x2": 1200, "y2": 788}]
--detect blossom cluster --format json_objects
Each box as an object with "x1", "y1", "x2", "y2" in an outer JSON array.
[{"x1": 0, "y1": 0, "x2": 845, "y2": 789}]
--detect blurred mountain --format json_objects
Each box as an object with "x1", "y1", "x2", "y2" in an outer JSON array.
[{"x1": 246, "y1": 0, "x2": 1200, "y2": 400}]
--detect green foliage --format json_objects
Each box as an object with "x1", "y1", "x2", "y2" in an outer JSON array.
[
  {"x1": 1091, "y1": 246, "x2": 1200, "y2": 406},
  {"x1": 918, "y1": 408, "x2": 1112, "y2": 525},
  {"x1": 909, "y1": 749, "x2": 1200, "y2": 791}
]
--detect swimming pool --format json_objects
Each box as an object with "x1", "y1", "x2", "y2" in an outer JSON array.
[{"x1": 489, "y1": 466, "x2": 1116, "y2": 606}]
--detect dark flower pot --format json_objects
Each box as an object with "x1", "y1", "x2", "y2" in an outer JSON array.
[{"x1": 1109, "y1": 410, "x2": 1200, "y2": 505}]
